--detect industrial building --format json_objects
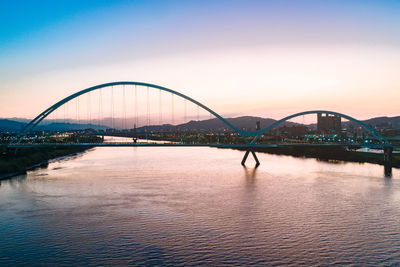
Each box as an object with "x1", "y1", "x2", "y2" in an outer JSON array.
[{"x1": 317, "y1": 113, "x2": 341, "y2": 134}]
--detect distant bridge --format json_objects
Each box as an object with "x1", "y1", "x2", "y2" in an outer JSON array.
[{"x1": 7, "y1": 81, "x2": 394, "y2": 175}]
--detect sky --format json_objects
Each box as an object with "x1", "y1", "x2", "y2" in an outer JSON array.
[{"x1": 1, "y1": 0, "x2": 399, "y2": 121}]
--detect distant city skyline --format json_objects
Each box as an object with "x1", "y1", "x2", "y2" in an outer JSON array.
[{"x1": 1, "y1": 0, "x2": 399, "y2": 120}]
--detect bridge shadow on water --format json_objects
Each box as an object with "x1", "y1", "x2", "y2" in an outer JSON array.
[{"x1": 243, "y1": 166, "x2": 258, "y2": 185}]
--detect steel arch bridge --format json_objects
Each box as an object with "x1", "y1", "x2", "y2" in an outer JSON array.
[{"x1": 8, "y1": 81, "x2": 393, "y2": 167}]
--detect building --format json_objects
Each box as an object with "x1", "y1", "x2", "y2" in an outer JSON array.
[{"x1": 317, "y1": 113, "x2": 341, "y2": 134}]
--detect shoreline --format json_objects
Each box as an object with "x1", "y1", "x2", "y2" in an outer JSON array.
[
  {"x1": 1, "y1": 144, "x2": 398, "y2": 181},
  {"x1": 0, "y1": 161, "x2": 49, "y2": 180},
  {"x1": 229, "y1": 146, "x2": 400, "y2": 168},
  {"x1": 0, "y1": 146, "x2": 92, "y2": 181}
]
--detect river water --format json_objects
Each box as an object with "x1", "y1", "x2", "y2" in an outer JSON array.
[{"x1": 1, "y1": 146, "x2": 400, "y2": 266}]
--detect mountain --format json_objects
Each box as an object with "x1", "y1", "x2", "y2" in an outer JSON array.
[
  {"x1": 299, "y1": 115, "x2": 400, "y2": 131},
  {"x1": 356, "y1": 116, "x2": 400, "y2": 129},
  {"x1": 139, "y1": 115, "x2": 400, "y2": 132},
  {"x1": 136, "y1": 116, "x2": 299, "y2": 132},
  {"x1": 0, "y1": 119, "x2": 25, "y2": 132},
  {"x1": 5, "y1": 118, "x2": 32, "y2": 123},
  {"x1": 0, "y1": 120, "x2": 108, "y2": 133},
  {"x1": 35, "y1": 122, "x2": 108, "y2": 131},
  {"x1": 2, "y1": 114, "x2": 400, "y2": 133}
]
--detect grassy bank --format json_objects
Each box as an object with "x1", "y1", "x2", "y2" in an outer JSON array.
[
  {"x1": 235, "y1": 146, "x2": 400, "y2": 167},
  {"x1": 0, "y1": 145, "x2": 92, "y2": 178}
]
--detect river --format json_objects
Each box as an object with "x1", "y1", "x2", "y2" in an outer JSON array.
[{"x1": 1, "y1": 145, "x2": 400, "y2": 265}]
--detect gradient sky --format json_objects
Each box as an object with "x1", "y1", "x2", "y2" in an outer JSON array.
[{"x1": 1, "y1": 0, "x2": 399, "y2": 120}]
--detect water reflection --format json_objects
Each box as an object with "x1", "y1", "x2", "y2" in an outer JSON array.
[
  {"x1": 243, "y1": 166, "x2": 258, "y2": 181},
  {"x1": 0, "y1": 147, "x2": 399, "y2": 265},
  {"x1": 243, "y1": 166, "x2": 259, "y2": 193}
]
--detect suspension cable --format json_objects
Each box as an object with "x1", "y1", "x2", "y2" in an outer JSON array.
[
  {"x1": 171, "y1": 93, "x2": 174, "y2": 125},
  {"x1": 123, "y1": 85, "x2": 126, "y2": 130},
  {"x1": 54, "y1": 104, "x2": 57, "y2": 124},
  {"x1": 99, "y1": 88, "x2": 102, "y2": 127},
  {"x1": 147, "y1": 86, "x2": 150, "y2": 127},
  {"x1": 76, "y1": 97, "x2": 79, "y2": 126},
  {"x1": 184, "y1": 99, "x2": 187, "y2": 124},
  {"x1": 53, "y1": 103, "x2": 57, "y2": 126},
  {"x1": 159, "y1": 89, "x2": 162, "y2": 125},
  {"x1": 87, "y1": 91, "x2": 91, "y2": 125},
  {"x1": 111, "y1": 86, "x2": 114, "y2": 129},
  {"x1": 135, "y1": 85, "x2": 138, "y2": 128}
]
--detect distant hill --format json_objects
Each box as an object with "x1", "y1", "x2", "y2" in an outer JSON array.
[
  {"x1": 136, "y1": 116, "x2": 299, "y2": 132},
  {"x1": 0, "y1": 116, "x2": 298, "y2": 133},
  {"x1": 5, "y1": 118, "x2": 31, "y2": 123},
  {"x1": 139, "y1": 115, "x2": 400, "y2": 132},
  {"x1": 181, "y1": 116, "x2": 282, "y2": 131},
  {"x1": 35, "y1": 122, "x2": 108, "y2": 131},
  {"x1": 296, "y1": 115, "x2": 400, "y2": 131},
  {"x1": 358, "y1": 116, "x2": 400, "y2": 129},
  {"x1": 0, "y1": 120, "x2": 108, "y2": 133},
  {"x1": 0, "y1": 119, "x2": 25, "y2": 132},
  {"x1": 1, "y1": 114, "x2": 400, "y2": 133}
]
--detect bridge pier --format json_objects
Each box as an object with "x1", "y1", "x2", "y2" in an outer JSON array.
[
  {"x1": 241, "y1": 149, "x2": 260, "y2": 167},
  {"x1": 384, "y1": 147, "x2": 393, "y2": 177}
]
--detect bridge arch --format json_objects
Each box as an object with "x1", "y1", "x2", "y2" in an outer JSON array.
[
  {"x1": 12, "y1": 81, "x2": 250, "y2": 144},
  {"x1": 250, "y1": 110, "x2": 391, "y2": 145},
  {"x1": 11, "y1": 82, "x2": 391, "y2": 147}
]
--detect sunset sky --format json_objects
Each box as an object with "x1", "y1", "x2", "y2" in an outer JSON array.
[{"x1": 1, "y1": 0, "x2": 399, "y2": 121}]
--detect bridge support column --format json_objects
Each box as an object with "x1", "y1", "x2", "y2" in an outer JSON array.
[
  {"x1": 241, "y1": 149, "x2": 260, "y2": 167},
  {"x1": 384, "y1": 147, "x2": 393, "y2": 177},
  {"x1": 241, "y1": 151, "x2": 250, "y2": 166}
]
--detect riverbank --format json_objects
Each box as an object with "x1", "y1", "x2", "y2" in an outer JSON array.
[
  {"x1": 0, "y1": 146, "x2": 92, "y2": 180},
  {"x1": 234, "y1": 146, "x2": 400, "y2": 167}
]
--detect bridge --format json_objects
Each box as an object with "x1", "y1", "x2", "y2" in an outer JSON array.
[{"x1": 6, "y1": 81, "x2": 396, "y2": 176}]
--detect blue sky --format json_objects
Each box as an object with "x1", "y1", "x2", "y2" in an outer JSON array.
[{"x1": 1, "y1": 0, "x2": 400, "y2": 119}]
